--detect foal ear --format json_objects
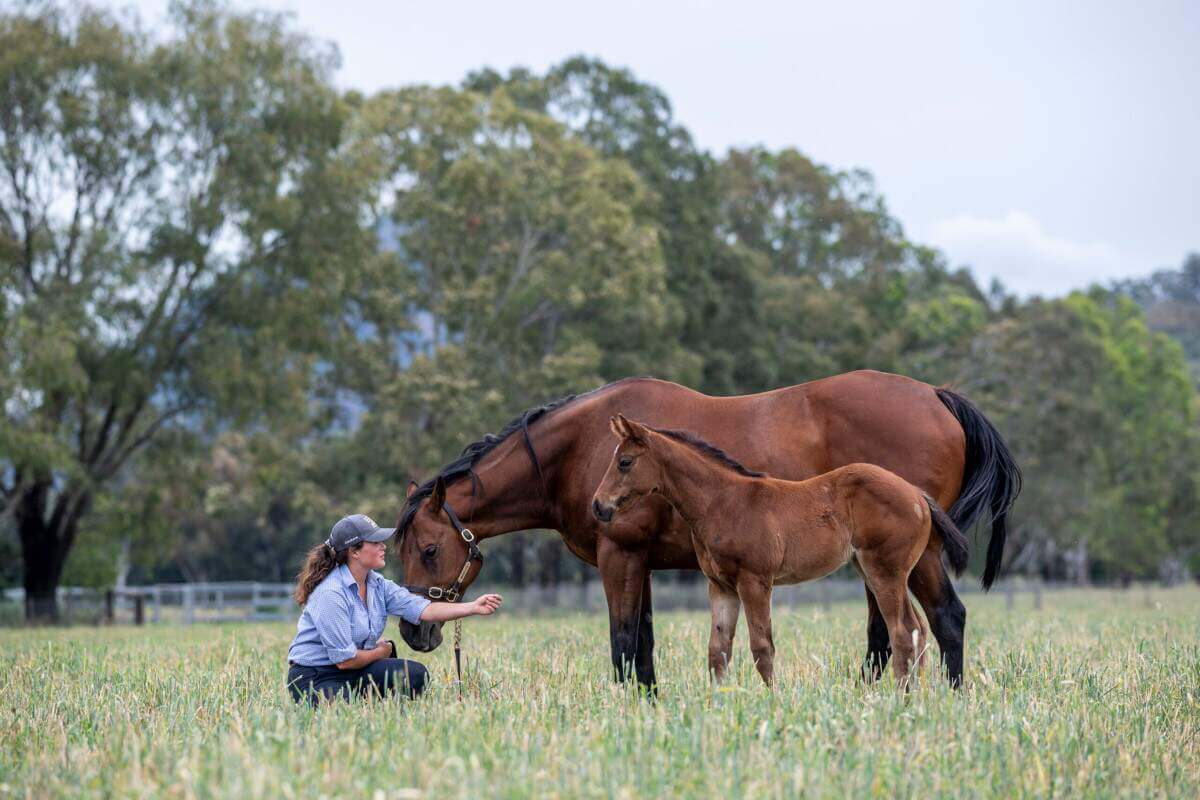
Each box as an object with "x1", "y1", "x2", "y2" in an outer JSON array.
[
  {"x1": 609, "y1": 415, "x2": 628, "y2": 439},
  {"x1": 405, "y1": 480, "x2": 420, "y2": 500},
  {"x1": 616, "y1": 413, "x2": 647, "y2": 443},
  {"x1": 428, "y1": 476, "x2": 447, "y2": 512}
]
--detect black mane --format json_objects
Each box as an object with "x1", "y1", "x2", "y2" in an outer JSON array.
[
  {"x1": 650, "y1": 427, "x2": 766, "y2": 478},
  {"x1": 396, "y1": 391, "x2": 582, "y2": 539}
]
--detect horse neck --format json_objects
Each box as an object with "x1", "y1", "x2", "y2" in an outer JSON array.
[
  {"x1": 647, "y1": 431, "x2": 745, "y2": 530},
  {"x1": 440, "y1": 433, "x2": 560, "y2": 540}
]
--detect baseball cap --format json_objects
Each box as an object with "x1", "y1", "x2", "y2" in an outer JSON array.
[{"x1": 325, "y1": 514, "x2": 395, "y2": 552}]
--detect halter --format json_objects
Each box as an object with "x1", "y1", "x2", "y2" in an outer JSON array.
[{"x1": 404, "y1": 500, "x2": 483, "y2": 603}]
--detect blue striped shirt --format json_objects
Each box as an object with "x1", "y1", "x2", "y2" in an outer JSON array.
[{"x1": 288, "y1": 565, "x2": 431, "y2": 667}]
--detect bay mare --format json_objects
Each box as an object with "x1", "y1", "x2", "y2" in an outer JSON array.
[
  {"x1": 592, "y1": 415, "x2": 970, "y2": 687},
  {"x1": 395, "y1": 371, "x2": 1020, "y2": 689}
]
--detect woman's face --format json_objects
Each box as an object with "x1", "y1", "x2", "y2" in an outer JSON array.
[{"x1": 351, "y1": 540, "x2": 388, "y2": 571}]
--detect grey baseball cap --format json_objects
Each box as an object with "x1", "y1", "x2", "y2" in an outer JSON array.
[{"x1": 325, "y1": 514, "x2": 395, "y2": 552}]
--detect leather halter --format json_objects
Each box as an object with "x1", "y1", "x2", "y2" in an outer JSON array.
[{"x1": 404, "y1": 501, "x2": 482, "y2": 603}]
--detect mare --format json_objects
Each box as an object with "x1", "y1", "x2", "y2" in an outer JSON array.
[
  {"x1": 591, "y1": 414, "x2": 970, "y2": 686},
  {"x1": 395, "y1": 371, "x2": 1020, "y2": 689}
]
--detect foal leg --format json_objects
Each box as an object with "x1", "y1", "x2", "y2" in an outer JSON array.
[
  {"x1": 735, "y1": 574, "x2": 776, "y2": 687},
  {"x1": 859, "y1": 558, "x2": 920, "y2": 687},
  {"x1": 907, "y1": 546, "x2": 967, "y2": 687},
  {"x1": 853, "y1": 557, "x2": 892, "y2": 681},
  {"x1": 706, "y1": 580, "x2": 741, "y2": 682},
  {"x1": 902, "y1": 597, "x2": 929, "y2": 671}
]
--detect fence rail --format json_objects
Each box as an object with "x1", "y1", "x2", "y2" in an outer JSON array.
[
  {"x1": 2, "y1": 582, "x2": 295, "y2": 624},
  {"x1": 0, "y1": 575, "x2": 1082, "y2": 625}
]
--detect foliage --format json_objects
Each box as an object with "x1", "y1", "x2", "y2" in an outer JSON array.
[
  {"x1": 0, "y1": 0, "x2": 370, "y2": 613},
  {"x1": 1, "y1": 1, "x2": 1197, "y2": 594}
]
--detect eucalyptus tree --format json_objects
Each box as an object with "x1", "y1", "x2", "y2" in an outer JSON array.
[{"x1": 0, "y1": 1, "x2": 369, "y2": 618}]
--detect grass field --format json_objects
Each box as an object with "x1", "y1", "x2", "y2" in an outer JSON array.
[{"x1": 1, "y1": 587, "x2": 1197, "y2": 799}]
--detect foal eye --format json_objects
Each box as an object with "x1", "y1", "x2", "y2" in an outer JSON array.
[{"x1": 618, "y1": 457, "x2": 633, "y2": 472}]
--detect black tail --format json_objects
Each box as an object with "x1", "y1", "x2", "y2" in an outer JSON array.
[
  {"x1": 935, "y1": 387, "x2": 1022, "y2": 590},
  {"x1": 924, "y1": 493, "x2": 969, "y2": 576}
]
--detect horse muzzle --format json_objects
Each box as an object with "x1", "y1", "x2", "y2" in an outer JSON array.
[
  {"x1": 592, "y1": 498, "x2": 615, "y2": 522},
  {"x1": 399, "y1": 618, "x2": 444, "y2": 652}
]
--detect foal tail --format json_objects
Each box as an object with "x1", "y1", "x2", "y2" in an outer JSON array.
[
  {"x1": 924, "y1": 493, "x2": 970, "y2": 577},
  {"x1": 935, "y1": 387, "x2": 1022, "y2": 590}
]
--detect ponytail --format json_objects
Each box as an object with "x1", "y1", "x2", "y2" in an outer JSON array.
[{"x1": 294, "y1": 541, "x2": 346, "y2": 605}]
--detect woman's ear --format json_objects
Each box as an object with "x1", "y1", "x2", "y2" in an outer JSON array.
[{"x1": 429, "y1": 476, "x2": 447, "y2": 512}]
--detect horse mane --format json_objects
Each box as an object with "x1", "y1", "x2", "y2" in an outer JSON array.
[
  {"x1": 649, "y1": 427, "x2": 766, "y2": 478},
  {"x1": 397, "y1": 378, "x2": 653, "y2": 540}
]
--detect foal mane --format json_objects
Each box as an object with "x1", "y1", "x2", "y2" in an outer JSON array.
[{"x1": 649, "y1": 427, "x2": 766, "y2": 478}]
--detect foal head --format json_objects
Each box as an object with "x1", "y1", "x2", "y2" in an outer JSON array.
[{"x1": 592, "y1": 414, "x2": 664, "y2": 522}]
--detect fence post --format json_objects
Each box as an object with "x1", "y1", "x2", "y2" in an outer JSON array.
[
  {"x1": 183, "y1": 584, "x2": 195, "y2": 625},
  {"x1": 251, "y1": 583, "x2": 262, "y2": 620},
  {"x1": 152, "y1": 586, "x2": 162, "y2": 623},
  {"x1": 216, "y1": 587, "x2": 225, "y2": 619},
  {"x1": 104, "y1": 590, "x2": 115, "y2": 625},
  {"x1": 133, "y1": 592, "x2": 145, "y2": 625}
]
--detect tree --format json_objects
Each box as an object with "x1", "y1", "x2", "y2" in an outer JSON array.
[
  {"x1": 0, "y1": 1, "x2": 367, "y2": 619},
  {"x1": 959, "y1": 291, "x2": 1199, "y2": 581},
  {"x1": 465, "y1": 59, "x2": 769, "y2": 394}
]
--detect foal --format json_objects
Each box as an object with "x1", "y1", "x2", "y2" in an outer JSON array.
[{"x1": 591, "y1": 415, "x2": 969, "y2": 687}]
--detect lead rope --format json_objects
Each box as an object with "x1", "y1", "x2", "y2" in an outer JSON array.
[{"x1": 452, "y1": 617, "x2": 464, "y2": 693}]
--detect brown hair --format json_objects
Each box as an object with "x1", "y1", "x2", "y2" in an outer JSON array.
[{"x1": 293, "y1": 541, "x2": 362, "y2": 605}]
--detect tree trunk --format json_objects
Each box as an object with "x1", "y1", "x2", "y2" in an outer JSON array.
[
  {"x1": 15, "y1": 483, "x2": 84, "y2": 623},
  {"x1": 20, "y1": 521, "x2": 68, "y2": 623}
]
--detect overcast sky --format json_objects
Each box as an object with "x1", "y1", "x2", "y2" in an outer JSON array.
[{"x1": 120, "y1": 0, "x2": 1199, "y2": 297}]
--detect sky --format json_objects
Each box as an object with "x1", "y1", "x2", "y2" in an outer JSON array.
[{"x1": 118, "y1": 0, "x2": 1199, "y2": 297}]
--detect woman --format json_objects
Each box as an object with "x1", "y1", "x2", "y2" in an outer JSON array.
[{"x1": 287, "y1": 513, "x2": 502, "y2": 705}]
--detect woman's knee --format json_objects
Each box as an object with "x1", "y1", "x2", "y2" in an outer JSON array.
[{"x1": 367, "y1": 658, "x2": 428, "y2": 698}]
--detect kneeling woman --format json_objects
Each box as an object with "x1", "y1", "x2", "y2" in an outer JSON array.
[{"x1": 287, "y1": 514, "x2": 501, "y2": 705}]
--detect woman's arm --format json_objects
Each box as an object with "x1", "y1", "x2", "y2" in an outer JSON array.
[
  {"x1": 419, "y1": 593, "x2": 502, "y2": 623},
  {"x1": 335, "y1": 640, "x2": 393, "y2": 670}
]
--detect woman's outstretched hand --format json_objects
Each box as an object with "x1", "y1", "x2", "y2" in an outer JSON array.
[
  {"x1": 418, "y1": 592, "x2": 504, "y2": 623},
  {"x1": 471, "y1": 593, "x2": 502, "y2": 616}
]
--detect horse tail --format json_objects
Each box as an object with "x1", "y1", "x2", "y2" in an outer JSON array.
[
  {"x1": 935, "y1": 387, "x2": 1022, "y2": 590},
  {"x1": 924, "y1": 493, "x2": 969, "y2": 576}
]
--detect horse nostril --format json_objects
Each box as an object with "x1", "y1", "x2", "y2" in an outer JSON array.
[{"x1": 592, "y1": 499, "x2": 612, "y2": 522}]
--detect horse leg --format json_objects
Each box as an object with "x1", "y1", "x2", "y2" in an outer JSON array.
[
  {"x1": 634, "y1": 570, "x2": 657, "y2": 693},
  {"x1": 706, "y1": 579, "x2": 741, "y2": 682},
  {"x1": 853, "y1": 556, "x2": 892, "y2": 680},
  {"x1": 597, "y1": 537, "x2": 652, "y2": 691},
  {"x1": 907, "y1": 546, "x2": 967, "y2": 688},
  {"x1": 735, "y1": 573, "x2": 776, "y2": 687}
]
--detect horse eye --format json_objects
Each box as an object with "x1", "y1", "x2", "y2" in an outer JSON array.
[
  {"x1": 422, "y1": 545, "x2": 438, "y2": 560},
  {"x1": 618, "y1": 457, "x2": 633, "y2": 472}
]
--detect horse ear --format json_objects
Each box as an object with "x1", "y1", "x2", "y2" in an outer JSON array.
[
  {"x1": 405, "y1": 480, "x2": 420, "y2": 500},
  {"x1": 617, "y1": 413, "x2": 647, "y2": 443},
  {"x1": 609, "y1": 415, "x2": 626, "y2": 438},
  {"x1": 429, "y1": 476, "x2": 446, "y2": 512}
]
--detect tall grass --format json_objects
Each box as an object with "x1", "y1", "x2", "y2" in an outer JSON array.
[{"x1": 1, "y1": 588, "x2": 1197, "y2": 799}]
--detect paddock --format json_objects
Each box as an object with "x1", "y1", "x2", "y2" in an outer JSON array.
[{"x1": 2, "y1": 586, "x2": 1196, "y2": 798}]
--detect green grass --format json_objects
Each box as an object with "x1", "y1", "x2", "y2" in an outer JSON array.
[{"x1": 1, "y1": 587, "x2": 1197, "y2": 799}]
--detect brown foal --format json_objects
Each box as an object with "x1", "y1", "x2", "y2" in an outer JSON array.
[{"x1": 592, "y1": 414, "x2": 969, "y2": 687}]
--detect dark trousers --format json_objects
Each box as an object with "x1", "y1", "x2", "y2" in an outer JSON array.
[{"x1": 287, "y1": 658, "x2": 428, "y2": 706}]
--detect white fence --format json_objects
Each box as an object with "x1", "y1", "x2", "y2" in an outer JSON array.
[
  {"x1": 1, "y1": 576, "x2": 1060, "y2": 625},
  {"x1": 2, "y1": 582, "x2": 295, "y2": 624}
]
